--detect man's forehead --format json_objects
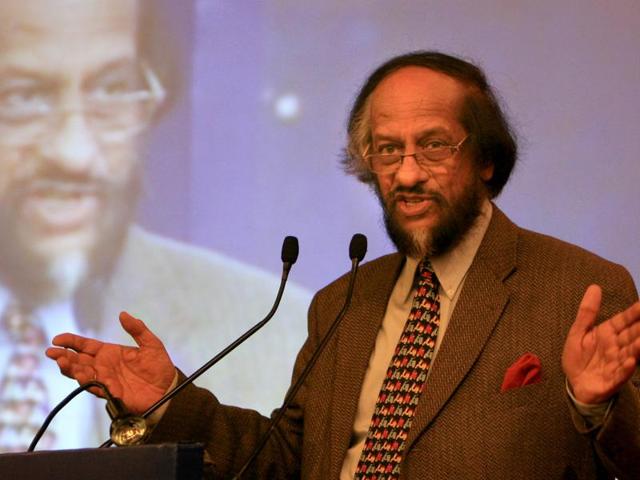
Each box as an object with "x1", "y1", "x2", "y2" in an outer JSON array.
[
  {"x1": 0, "y1": 0, "x2": 139, "y2": 48},
  {"x1": 370, "y1": 97, "x2": 457, "y2": 119},
  {"x1": 369, "y1": 67, "x2": 468, "y2": 116}
]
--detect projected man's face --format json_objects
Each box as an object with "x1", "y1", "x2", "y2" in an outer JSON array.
[{"x1": 0, "y1": 0, "x2": 154, "y2": 302}]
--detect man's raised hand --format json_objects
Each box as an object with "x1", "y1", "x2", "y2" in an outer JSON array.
[
  {"x1": 562, "y1": 285, "x2": 640, "y2": 404},
  {"x1": 46, "y1": 311, "x2": 176, "y2": 415}
]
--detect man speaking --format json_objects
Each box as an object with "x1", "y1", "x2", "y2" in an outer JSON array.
[{"x1": 48, "y1": 51, "x2": 640, "y2": 478}]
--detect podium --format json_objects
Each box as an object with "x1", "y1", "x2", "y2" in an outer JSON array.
[{"x1": 0, "y1": 443, "x2": 203, "y2": 479}]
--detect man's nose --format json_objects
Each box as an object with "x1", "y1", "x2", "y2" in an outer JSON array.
[
  {"x1": 393, "y1": 153, "x2": 430, "y2": 186},
  {"x1": 40, "y1": 111, "x2": 100, "y2": 174}
]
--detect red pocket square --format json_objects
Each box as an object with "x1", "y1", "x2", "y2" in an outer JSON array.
[{"x1": 500, "y1": 352, "x2": 542, "y2": 393}]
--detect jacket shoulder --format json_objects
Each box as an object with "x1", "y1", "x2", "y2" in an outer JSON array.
[
  {"x1": 517, "y1": 227, "x2": 635, "y2": 289},
  {"x1": 496, "y1": 217, "x2": 639, "y2": 320}
]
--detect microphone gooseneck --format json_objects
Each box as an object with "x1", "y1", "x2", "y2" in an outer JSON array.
[
  {"x1": 29, "y1": 380, "x2": 146, "y2": 451},
  {"x1": 233, "y1": 233, "x2": 368, "y2": 479},
  {"x1": 99, "y1": 235, "x2": 299, "y2": 448}
]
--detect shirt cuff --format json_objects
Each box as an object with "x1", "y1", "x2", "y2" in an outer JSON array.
[
  {"x1": 145, "y1": 370, "x2": 179, "y2": 427},
  {"x1": 565, "y1": 377, "x2": 612, "y2": 427}
]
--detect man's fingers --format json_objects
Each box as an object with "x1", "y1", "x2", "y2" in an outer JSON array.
[
  {"x1": 46, "y1": 346, "x2": 96, "y2": 367},
  {"x1": 51, "y1": 354, "x2": 92, "y2": 382},
  {"x1": 51, "y1": 333, "x2": 103, "y2": 356},
  {"x1": 70, "y1": 364, "x2": 97, "y2": 385},
  {"x1": 119, "y1": 311, "x2": 165, "y2": 350},
  {"x1": 571, "y1": 285, "x2": 602, "y2": 335},
  {"x1": 609, "y1": 301, "x2": 640, "y2": 335},
  {"x1": 50, "y1": 354, "x2": 113, "y2": 398},
  {"x1": 45, "y1": 347, "x2": 67, "y2": 361},
  {"x1": 617, "y1": 326, "x2": 640, "y2": 361}
]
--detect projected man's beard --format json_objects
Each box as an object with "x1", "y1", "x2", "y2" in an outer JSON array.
[
  {"x1": 0, "y1": 162, "x2": 141, "y2": 305},
  {"x1": 0, "y1": 212, "x2": 89, "y2": 304},
  {"x1": 378, "y1": 174, "x2": 485, "y2": 259}
]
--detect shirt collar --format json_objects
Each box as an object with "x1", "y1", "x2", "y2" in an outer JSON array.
[{"x1": 396, "y1": 198, "x2": 493, "y2": 301}]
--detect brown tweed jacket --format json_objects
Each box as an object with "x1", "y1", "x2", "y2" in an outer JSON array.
[{"x1": 150, "y1": 207, "x2": 640, "y2": 479}]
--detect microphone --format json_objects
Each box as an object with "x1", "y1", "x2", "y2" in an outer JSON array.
[
  {"x1": 29, "y1": 381, "x2": 147, "y2": 451},
  {"x1": 106, "y1": 396, "x2": 149, "y2": 447},
  {"x1": 233, "y1": 233, "x2": 367, "y2": 479},
  {"x1": 99, "y1": 235, "x2": 299, "y2": 448},
  {"x1": 349, "y1": 232, "x2": 367, "y2": 262}
]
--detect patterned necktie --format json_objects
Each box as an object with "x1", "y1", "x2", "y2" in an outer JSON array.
[
  {"x1": 0, "y1": 304, "x2": 55, "y2": 452},
  {"x1": 355, "y1": 260, "x2": 440, "y2": 479}
]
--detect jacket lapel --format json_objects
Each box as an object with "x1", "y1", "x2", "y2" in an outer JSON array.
[
  {"x1": 328, "y1": 254, "x2": 405, "y2": 478},
  {"x1": 404, "y1": 207, "x2": 518, "y2": 451}
]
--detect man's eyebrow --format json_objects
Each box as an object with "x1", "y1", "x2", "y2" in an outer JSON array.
[
  {"x1": 372, "y1": 133, "x2": 401, "y2": 143},
  {"x1": 86, "y1": 58, "x2": 142, "y2": 81},
  {"x1": 0, "y1": 57, "x2": 141, "y2": 84},
  {"x1": 1, "y1": 20, "x2": 46, "y2": 40},
  {"x1": 416, "y1": 128, "x2": 452, "y2": 139},
  {"x1": 372, "y1": 128, "x2": 452, "y2": 142},
  {"x1": 0, "y1": 65, "x2": 54, "y2": 82}
]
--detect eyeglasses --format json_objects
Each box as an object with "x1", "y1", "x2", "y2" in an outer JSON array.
[
  {"x1": 364, "y1": 135, "x2": 470, "y2": 176},
  {"x1": 0, "y1": 63, "x2": 166, "y2": 147}
]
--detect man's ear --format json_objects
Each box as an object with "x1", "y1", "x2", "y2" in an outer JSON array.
[{"x1": 480, "y1": 162, "x2": 494, "y2": 182}]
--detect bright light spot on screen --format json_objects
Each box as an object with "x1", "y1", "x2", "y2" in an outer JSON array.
[{"x1": 274, "y1": 93, "x2": 301, "y2": 122}]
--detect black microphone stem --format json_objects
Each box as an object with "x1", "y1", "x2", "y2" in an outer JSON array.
[
  {"x1": 233, "y1": 241, "x2": 365, "y2": 479},
  {"x1": 29, "y1": 381, "x2": 115, "y2": 452},
  {"x1": 144, "y1": 261, "x2": 291, "y2": 419},
  {"x1": 100, "y1": 236, "x2": 299, "y2": 448}
]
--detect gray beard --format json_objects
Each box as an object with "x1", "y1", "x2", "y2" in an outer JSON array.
[
  {"x1": 379, "y1": 178, "x2": 484, "y2": 259},
  {"x1": 45, "y1": 250, "x2": 90, "y2": 301}
]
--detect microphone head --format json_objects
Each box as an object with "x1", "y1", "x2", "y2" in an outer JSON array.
[
  {"x1": 349, "y1": 233, "x2": 367, "y2": 262},
  {"x1": 106, "y1": 396, "x2": 149, "y2": 446},
  {"x1": 110, "y1": 415, "x2": 149, "y2": 447},
  {"x1": 281, "y1": 236, "x2": 299, "y2": 265}
]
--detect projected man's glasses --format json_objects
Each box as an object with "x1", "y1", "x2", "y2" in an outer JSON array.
[{"x1": 0, "y1": 63, "x2": 165, "y2": 146}]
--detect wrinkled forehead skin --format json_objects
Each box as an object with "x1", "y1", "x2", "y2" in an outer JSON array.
[{"x1": 0, "y1": 0, "x2": 139, "y2": 61}]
